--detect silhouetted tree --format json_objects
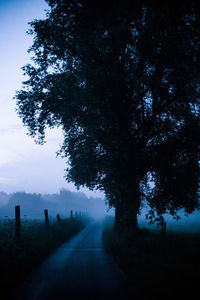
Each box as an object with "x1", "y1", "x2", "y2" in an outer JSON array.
[{"x1": 16, "y1": 0, "x2": 200, "y2": 232}]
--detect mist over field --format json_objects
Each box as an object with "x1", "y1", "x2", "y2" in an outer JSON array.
[
  {"x1": 0, "y1": 190, "x2": 107, "y2": 220},
  {"x1": 138, "y1": 205, "x2": 200, "y2": 233},
  {"x1": 1, "y1": 188, "x2": 199, "y2": 234}
]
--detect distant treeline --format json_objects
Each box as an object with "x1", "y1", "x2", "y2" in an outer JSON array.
[{"x1": 0, "y1": 190, "x2": 106, "y2": 219}]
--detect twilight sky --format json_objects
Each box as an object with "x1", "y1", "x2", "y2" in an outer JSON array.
[{"x1": 0, "y1": 0, "x2": 104, "y2": 198}]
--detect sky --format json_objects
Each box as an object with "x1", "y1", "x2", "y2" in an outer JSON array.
[{"x1": 0, "y1": 0, "x2": 104, "y2": 198}]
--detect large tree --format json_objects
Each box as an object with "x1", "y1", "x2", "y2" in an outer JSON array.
[{"x1": 16, "y1": 0, "x2": 200, "y2": 231}]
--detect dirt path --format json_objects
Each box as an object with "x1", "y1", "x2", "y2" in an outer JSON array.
[{"x1": 15, "y1": 221, "x2": 144, "y2": 300}]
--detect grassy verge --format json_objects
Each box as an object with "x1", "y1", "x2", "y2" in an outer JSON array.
[
  {"x1": 0, "y1": 217, "x2": 88, "y2": 298},
  {"x1": 103, "y1": 216, "x2": 200, "y2": 300}
]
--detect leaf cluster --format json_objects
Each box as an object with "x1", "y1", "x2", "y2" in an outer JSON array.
[{"x1": 16, "y1": 0, "x2": 200, "y2": 219}]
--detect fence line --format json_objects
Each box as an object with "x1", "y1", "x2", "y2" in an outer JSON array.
[
  {"x1": 12, "y1": 206, "x2": 84, "y2": 238},
  {"x1": 15, "y1": 205, "x2": 21, "y2": 239}
]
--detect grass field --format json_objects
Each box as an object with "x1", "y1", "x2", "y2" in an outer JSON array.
[
  {"x1": 103, "y1": 217, "x2": 200, "y2": 300},
  {"x1": 0, "y1": 217, "x2": 88, "y2": 298}
]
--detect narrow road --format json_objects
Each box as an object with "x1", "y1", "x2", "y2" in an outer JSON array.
[{"x1": 15, "y1": 221, "x2": 144, "y2": 300}]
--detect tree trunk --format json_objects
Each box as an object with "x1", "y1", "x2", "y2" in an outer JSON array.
[{"x1": 114, "y1": 188, "x2": 140, "y2": 233}]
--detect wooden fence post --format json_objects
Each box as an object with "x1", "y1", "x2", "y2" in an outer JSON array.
[
  {"x1": 44, "y1": 209, "x2": 49, "y2": 224},
  {"x1": 70, "y1": 210, "x2": 73, "y2": 219},
  {"x1": 57, "y1": 214, "x2": 60, "y2": 223},
  {"x1": 15, "y1": 205, "x2": 21, "y2": 239},
  {"x1": 75, "y1": 211, "x2": 78, "y2": 218}
]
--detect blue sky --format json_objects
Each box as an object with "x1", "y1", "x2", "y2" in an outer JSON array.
[{"x1": 0, "y1": 0, "x2": 104, "y2": 198}]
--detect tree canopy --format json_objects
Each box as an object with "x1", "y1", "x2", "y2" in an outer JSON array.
[{"x1": 16, "y1": 0, "x2": 200, "y2": 230}]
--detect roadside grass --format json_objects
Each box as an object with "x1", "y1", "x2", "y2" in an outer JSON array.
[
  {"x1": 103, "y1": 216, "x2": 200, "y2": 300},
  {"x1": 0, "y1": 217, "x2": 88, "y2": 298}
]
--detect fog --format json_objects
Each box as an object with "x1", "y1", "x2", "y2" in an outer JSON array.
[
  {"x1": 0, "y1": 190, "x2": 108, "y2": 221},
  {"x1": 1, "y1": 189, "x2": 199, "y2": 232},
  {"x1": 138, "y1": 204, "x2": 200, "y2": 233}
]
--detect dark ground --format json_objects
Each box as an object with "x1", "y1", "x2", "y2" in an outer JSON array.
[
  {"x1": 103, "y1": 218, "x2": 200, "y2": 300},
  {"x1": 14, "y1": 221, "x2": 145, "y2": 300},
  {"x1": 0, "y1": 218, "x2": 86, "y2": 299}
]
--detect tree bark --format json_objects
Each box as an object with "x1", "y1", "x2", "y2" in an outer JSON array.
[{"x1": 114, "y1": 188, "x2": 140, "y2": 233}]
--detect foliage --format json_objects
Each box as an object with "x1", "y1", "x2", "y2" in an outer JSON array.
[{"x1": 15, "y1": 0, "x2": 200, "y2": 224}]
